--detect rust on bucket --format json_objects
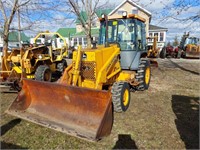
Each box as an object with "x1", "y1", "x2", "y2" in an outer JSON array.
[{"x1": 7, "y1": 79, "x2": 113, "y2": 141}]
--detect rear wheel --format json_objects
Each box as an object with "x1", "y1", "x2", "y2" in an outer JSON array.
[
  {"x1": 177, "y1": 48, "x2": 181, "y2": 58},
  {"x1": 57, "y1": 60, "x2": 67, "y2": 74},
  {"x1": 111, "y1": 81, "x2": 130, "y2": 112},
  {"x1": 135, "y1": 59, "x2": 151, "y2": 91},
  {"x1": 13, "y1": 79, "x2": 21, "y2": 91},
  {"x1": 160, "y1": 47, "x2": 166, "y2": 59},
  {"x1": 35, "y1": 65, "x2": 52, "y2": 81}
]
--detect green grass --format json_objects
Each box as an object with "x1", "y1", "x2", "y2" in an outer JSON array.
[{"x1": 1, "y1": 59, "x2": 199, "y2": 149}]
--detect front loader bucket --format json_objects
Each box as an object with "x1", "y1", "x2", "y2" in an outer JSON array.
[
  {"x1": 6, "y1": 79, "x2": 113, "y2": 141},
  {"x1": 185, "y1": 51, "x2": 200, "y2": 59}
]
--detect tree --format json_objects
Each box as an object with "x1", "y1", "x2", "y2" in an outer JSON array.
[
  {"x1": 0, "y1": 0, "x2": 21, "y2": 49},
  {"x1": 167, "y1": 41, "x2": 171, "y2": 46},
  {"x1": 0, "y1": 0, "x2": 69, "y2": 51},
  {"x1": 147, "y1": 0, "x2": 200, "y2": 25},
  {"x1": 67, "y1": 0, "x2": 107, "y2": 48},
  {"x1": 173, "y1": 36, "x2": 179, "y2": 46}
]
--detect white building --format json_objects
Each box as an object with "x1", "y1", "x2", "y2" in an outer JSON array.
[{"x1": 148, "y1": 25, "x2": 168, "y2": 49}]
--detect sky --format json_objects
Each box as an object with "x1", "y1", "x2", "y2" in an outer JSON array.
[
  {"x1": 144, "y1": 0, "x2": 200, "y2": 42},
  {"x1": 111, "y1": 0, "x2": 200, "y2": 42},
  {"x1": 1, "y1": 0, "x2": 199, "y2": 43}
]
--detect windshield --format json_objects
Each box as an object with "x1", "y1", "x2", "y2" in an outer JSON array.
[
  {"x1": 185, "y1": 37, "x2": 199, "y2": 45},
  {"x1": 117, "y1": 19, "x2": 135, "y2": 42},
  {"x1": 99, "y1": 19, "x2": 137, "y2": 51}
]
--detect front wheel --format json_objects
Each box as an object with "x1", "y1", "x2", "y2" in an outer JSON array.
[
  {"x1": 111, "y1": 81, "x2": 130, "y2": 113},
  {"x1": 35, "y1": 65, "x2": 52, "y2": 82},
  {"x1": 160, "y1": 47, "x2": 166, "y2": 59},
  {"x1": 177, "y1": 49, "x2": 181, "y2": 59}
]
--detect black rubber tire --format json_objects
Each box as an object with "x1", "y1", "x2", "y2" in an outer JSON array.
[
  {"x1": 10, "y1": 79, "x2": 21, "y2": 91},
  {"x1": 68, "y1": 52, "x2": 73, "y2": 59},
  {"x1": 135, "y1": 59, "x2": 151, "y2": 91},
  {"x1": 111, "y1": 81, "x2": 130, "y2": 113},
  {"x1": 177, "y1": 48, "x2": 181, "y2": 59},
  {"x1": 57, "y1": 60, "x2": 67, "y2": 74},
  {"x1": 35, "y1": 65, "x2": 52, "y2": 81},
  {"x1": 13, "y1": 80, "x2": 21, "y2": 91},
  {"x1": 160, "y1": 47, "x2": 166, "y2": 59},
  {"x1": 182, "y1": 51, "x2": 186, "y2": 58}
]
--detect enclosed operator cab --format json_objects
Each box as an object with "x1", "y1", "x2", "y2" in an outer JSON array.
[{"x1": 99, "y1": 13, "x2": 147, "y2": 70}]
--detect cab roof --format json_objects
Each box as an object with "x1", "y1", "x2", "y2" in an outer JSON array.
[{"x1": 99, "y1": 14, "x2": 146, "y2": 23}]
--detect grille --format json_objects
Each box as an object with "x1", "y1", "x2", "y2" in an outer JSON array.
[
  {"x1": 81, "y1": 62, "x2": 96, "y2": 80},
  {"x1": 72, "y1": 61, "x2": 96, "y2": 80}
]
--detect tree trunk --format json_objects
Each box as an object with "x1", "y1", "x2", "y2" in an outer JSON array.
[
  {"x1": 86, "y1": 26, "x2": 92, "y2": 48},
  {"x1": 3, "y1": 21, "x2": 9, "y2": 57},
  {"x1": 3, "y1": 33, "x2": 9, "y2": 49},
  {"x1": 86, "y1": 34, "x2": 92, "y2": 48},
  {"x1": 3, "y1": 22, "x2": 9, "y2": 57},
  {"x1": 1, "y1": 26, "x2": 10, "y2": 73}
]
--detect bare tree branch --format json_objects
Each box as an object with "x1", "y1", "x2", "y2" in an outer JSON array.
[
  {"x1": 67, "y1": 0, "x2": 109, "y2": 48},
  {"x1": 7, "y1": 0, "x2": 18, "y2": 27},
  {"x1": 18, "y1": 0, "x2": 31, "y2": 7},
  {"x1": 0, "y1": 0, "x2": 7, "y2": 20},
  {"x1": 0, "y1": 0, "x2": 72, "y2": 49}
]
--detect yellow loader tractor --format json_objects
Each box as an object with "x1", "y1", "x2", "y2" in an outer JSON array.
[
  {"x1": 147, "y1": 36, "x2": 159, "y2": 58},
  {"x1": 147, "y1": 36, "x2": 159, "y2": 67},
  {"x1": 178, "y1": 33, "x2": 200, "y2": 58},
  {"x1": 0, "y1": 32, "x2": 68, "y2": 91},
  {"x1": 7, "y1": 13, "x2": 151, "y2": 141}
]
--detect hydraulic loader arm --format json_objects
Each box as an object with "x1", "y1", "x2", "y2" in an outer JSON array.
[
  {"x1": 58, "y1": 46, "x2": 83, "y2": 86},
  {"x1": 72, "y1": 46, "x2": 82, "y2": 86}
]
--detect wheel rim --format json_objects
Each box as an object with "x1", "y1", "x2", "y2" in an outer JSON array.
[
  {"x1": 123, "y1": 89, "x2": 129, "y2": 106},
  {"x1": 44, "y1": 70, "x2": 51, "y2": 81},
  {"x1": 145, "y1": 67, "x2": 150, "y2": 85}
]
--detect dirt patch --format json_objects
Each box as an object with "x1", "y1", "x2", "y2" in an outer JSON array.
[{"x1": 0, "y1": 58, "x2": 199, "y2": 149}]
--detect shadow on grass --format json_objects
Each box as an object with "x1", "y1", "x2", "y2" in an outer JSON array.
[
  {"x1": 0, "y1": 141, "x2": 28, "y2": 149},
  {"x1": 168, "y1": 59, "x2": 199, "y2": 75},
  {"x1": 172, "y1": 95, "x2": 199, "y2": 149},
  {"x1": 0, "y1": 91, "x2": 18, "y2": 93},
  {"x1": 1, "y1": 119, "x2": 21, "y2": 136},
  {"x1": 112, "y1": 134, "x2": 138, "y2": 149}
]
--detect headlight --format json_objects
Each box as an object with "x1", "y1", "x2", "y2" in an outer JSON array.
[
  {"x1": 83, "y1": 53, "x2": 87, "y2": 59},
  {"x1": 38, "y1": 54, "x2": 43, "y2": 59},
  {"x1": 101, "y1": 14, "x2": 105, "y2": 19},
  {"x1": 122, "y1": 11, "x2": 127, "y2": 17},
  {"x1": 74, "y1": 46, "x2": 78, "y2": 50}
]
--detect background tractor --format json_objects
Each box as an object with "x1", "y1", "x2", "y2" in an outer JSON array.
[
  {"x1": 146, "y1": 36, "x2": 159, "y2": 67},
  {"x1": 0, "y1": 32, "x2": 68, "y2": 91},
  {"x1": 7, "y1": 13, "x2": 151, "y2": 141},
  {"x1": 160, "y1": 32, "x2": 200, "y2": 59},
  {"x1": 160, "y1": 44, "x2": 177, "y2": 58},
  {"x1": 147, "y1": 36, "x2": 160, "y2": 58},
  {"x1": 176, "y1": 32, "x2": 200, "y2": 58}
]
